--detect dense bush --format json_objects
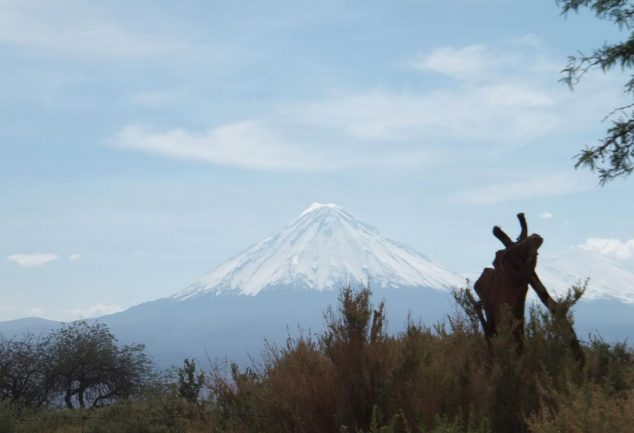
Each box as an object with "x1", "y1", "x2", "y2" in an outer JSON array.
[
  {"x1": 0, "y1": 321, "x2": 153, "y2": 410},
  {"x1": 0, "y1": 334, "x2": 53, "y2": 408},
  {"x1": 205, "y1": 286, "x2": 633, "y2": 433},
  {"x1": 0, "y1": 287, "x2": 631, "y2": 433}
]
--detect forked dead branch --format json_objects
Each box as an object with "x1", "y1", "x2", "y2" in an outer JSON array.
[{"x1": 472, "y1": 213, "x2": 584, "y2": 363}]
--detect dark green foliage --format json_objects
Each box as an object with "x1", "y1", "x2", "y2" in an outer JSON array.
[
  {"x1": 0, "y1": 401, "x2": 17, "y2": 433},
  {"x1": 321, "y1": 287, "x2": 391, "y2": 431},
  {"x1": 585, "y1": 337, "x2": 633, "y2": 395},
  {"x1": 557, "y1": 0, "x2": 634, "y2": 183},
  {"x1": 176, "y1": 359, "x2": 204, "y2": 403},
  {"x1": 49, "y1": 321, "x2": 153, "y2": 409},
  {"x1": 85, "y1": 397, "x2": 192, "y2": 433},
  {"x1": 0, "y1": 334, "x2": 54, "y2": 408},
  {"x1": 0, "y1": 321, "x2": 153, "y2": 411}
]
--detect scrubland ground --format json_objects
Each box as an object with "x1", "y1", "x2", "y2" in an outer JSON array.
[{"x1": 0, "y1": 287, "x2": 631, "y2": 433}]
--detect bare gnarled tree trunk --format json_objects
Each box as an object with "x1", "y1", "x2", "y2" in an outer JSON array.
[{"x1": 472, "y1": 213, "x2": 584, "y2": 363}]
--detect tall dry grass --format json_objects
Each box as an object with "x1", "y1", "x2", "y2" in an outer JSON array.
[{"x1": 1, "y1": 286, "x2": 631, "y2": 433}]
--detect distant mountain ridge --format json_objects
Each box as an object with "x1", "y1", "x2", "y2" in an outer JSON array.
[
  {"x1": 1, "y1": 204, "x2": 632, "y2": 367},
  {"x1": 175, "y1": 203, "x2": 463, "y2": 299},
  {"x1": 539, "y1": 247, "x2": 634, "y2": 304}
]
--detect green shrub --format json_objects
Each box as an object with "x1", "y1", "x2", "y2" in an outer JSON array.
[
  {"x1": 0, "y1": 401, "x2": 16, "y2": 433},
  {"x1": 1, "y1": 286, "x2": 631, "y2": 433}
]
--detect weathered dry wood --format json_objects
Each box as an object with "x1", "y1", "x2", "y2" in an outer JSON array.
[
  {"x1": 476, "y1": 214, "x2": 540, "y2": 347},
  {"x1": 517, "y1": 213, "x2": 528, "y2": 241},
  {"x1": 527, "y1": 272, "x2": 558, "y2": 312},
  {"x1": 493, "y1": 226, "x2": 513, "y2": 248},
  {"x1": 474, "y1": 213, "x2": 584, "y2": 364},
  {"x1": 474, "y1": 301, "x2": 490, "y2": 337},
  {"x1": 464, "y1": 288, "x2": 490, "y2": 337},
  {"x1": 528, "y1": 272, "x2": 585, "y2": 364}
]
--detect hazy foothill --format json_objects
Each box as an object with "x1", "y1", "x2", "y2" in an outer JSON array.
[{"x1": 1, "y1": 0, "x2": 634, "y2": 432}]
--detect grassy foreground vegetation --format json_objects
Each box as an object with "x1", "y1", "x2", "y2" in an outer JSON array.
[{"x1": 0, "y1": 287, "x2": 632, "y2": 433}]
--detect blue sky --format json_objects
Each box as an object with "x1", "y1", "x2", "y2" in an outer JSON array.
[{"x1": 1, "y1": 0, "x2": 633, "y2": 321}]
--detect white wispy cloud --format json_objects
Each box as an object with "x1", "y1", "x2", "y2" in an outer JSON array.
[
  {"x1": 579, "y1": 238, "x2": 634, "y2": 261},
  {"x1": 407, "y1": 37, "x2": 558, "y2": 82},
  {"x1": 7, "y1": 253, "x2": 59, "y2": 268},
  {"x1": 0, "y1": 306, "x2": 48, "y2": 320},
  {"x1": 0, "y1": 303, "x2": 123, "y2": 321},
  {"x1": 66, "y1": 304, "x2": 124, "y2": 320},
  {"x1": 29, "y1": 306, "x2": 45, "y2": 317},
  {"x1": 111, "y1": 81, "x2": 567, "y2": 171},
  {"x1": 111, "y1": 39, "x2": 623, "y2": 171},
  {"x1": 284, "y1": 84, "x2": 556, "y2": 144},
  {"x1": 0, "y1": 0, "x2": 224, "y2": 61},
  {"x1": 408, "y1": 44, "x2": 497, "y2": 81},
  {"x1": 110, "y1": 119, "x2": 445, "y2": 171},
  {"x1": 111, "y1": 122, "x2": 332, "y2": 171},
  {"x1": 540, "y1": 211, "x2": 554, "y2": 219},
  {"x1": 451, "y1": 174, "x2": 592, "y2": 205},
  {"x1": 69, "y1": 253, "x2": 81, "y2": 261}
]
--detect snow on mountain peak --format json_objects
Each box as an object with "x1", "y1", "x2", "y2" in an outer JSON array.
[
  {"x1": 174, "y1": 204, "x2": 465, "y2": 299},
  {"x1": 299, "y1": 202, "x2": 342, "y2": 217},
  {"x1": 538, "y1": 247, "x2": 634, "y2": 303}
]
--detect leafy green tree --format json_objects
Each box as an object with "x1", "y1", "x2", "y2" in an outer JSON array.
[
  {"x1": 0, "y1": 335, "x2": 54, "y2": 408},
  {"x1": 321, "y1": 287, "x2": 389, "y2": 432},
  {"x1": 48, "y1": 321, "x2": 152, "y2": 409},
  {"x1": 558, "y1": 0, "x2": 634, "y2": 183},
  {"x1": 177, "y1": 358, "x2": 204, "y2": 403}
]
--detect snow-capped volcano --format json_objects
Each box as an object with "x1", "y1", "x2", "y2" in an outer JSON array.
[
  {"x1": 2, "y1": 207, "x2": 633, "y2": 367},
  {"x1": 175, "y1": 203, "x2": 464, "y2": 299},
  {"x1": 538, "y1": 247, "x2": 634, "y2": 304}
]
